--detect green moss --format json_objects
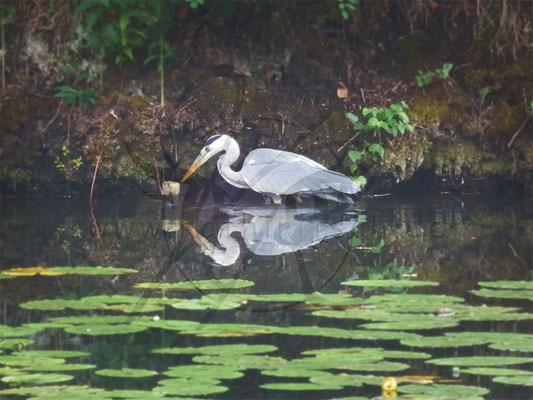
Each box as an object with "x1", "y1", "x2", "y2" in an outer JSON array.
[
  {"x1": 433, "y1": 141, "x2": 512, "y2": 177},
  {"x1": 127, "y1": 94, "x2": 151, "y2": 110},
  {"x1": 410, "y1": 94, "x2": 459, "y2": 124},
  {"x1": 376, "y1": 134, "x2": 431, "y2": 182}
]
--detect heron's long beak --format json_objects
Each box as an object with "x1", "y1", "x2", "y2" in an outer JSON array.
[
  {"x1": 184, "y1": 223, "x2": 214, "y2": 255},
  {"x1": 181, "y1": 149, "x2": 212, "y2": 182}
]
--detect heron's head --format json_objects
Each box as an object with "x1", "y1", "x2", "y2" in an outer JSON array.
[{"x1": 181, "y1": 134, "x2": 230, "y2": 182}]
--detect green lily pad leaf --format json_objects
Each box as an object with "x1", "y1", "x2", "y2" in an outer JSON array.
[
  {"x1": 479, "y1": 281, "x2": 533, "y2": 290},
  {"x1": 95, "y1": 368, "x2": 157, "y2": 378},
  {"x1": 472, "y1": 288, "x2": 533, "y2": 300},
  {"x1": 48, "y1": 266, "x2": 138, "y2": 275},
  {"x1": 155, "y1": 377, "x2": 228, "y2": 396},
  {"x1": 171, "y1": 295, "x2": 243, "y2": 310},
  {"x1": 0, "y1": 367, "x2": 26, "y2": 376},
  {"x1": 134, "y1": 319, "x2": 199, "y2": 331},
  {"x1": 48, "y1": 315, "x2": 152, "y2": 325},
  {"x1": 20, "y1": 299, "x2": 101, "y2": 311},
  {"x1": 493, "y1": 375, "x2": 533, "y2": 386},
  {"x1": 0, "y1": 385, "x2": 105, "y2": 398},
  {"x1": 0, "y1": 273, "x2": 16, "y2": 280},
  {"x1": 1, "y1": 373, "x2": 73, "y2": 385},
  {"x1": 398, "y1": 383, "x2": 489, "y2": 398},
  {"x1": 0, "y1": 356, "x2": 66, "y2": 367},
  {"x1": 0, "y1": 325, "x2": 43, "y2": 338},
  {"x1": 301, "y1": 347, "x2": 429, "y2": 360},
  {"x1": 365, "y1": 294, "x2": 464, "y2": 313},
  {"x1": 401, "y1": 335, "x2": 489, "y2": 348},
  {"x1": 13, "y1": 350, "x2": 88, "y2": 358},
  {"x1": 311, "y1": 373, "x2": 384, "y2": 387},
  {"x1": 445, "y1": 331, "x2": 533, "y2": 342},
  {"x1": 163, "y1": 364, "x2": 244, "y2": 379},
  {"x1": 303, "y1": 293, "x2": 364, "y2": 306},
  {"x1": 154, "y1": 344, "x2": 277, "y2": 355},
  {"x1": 272, "y1": 326, "x2": 422, "y2": 341},
  {"x1": 461, "y1": 367, "x2": 533, "y2": 376},
  {"x1": 251, "y1": 293, "x2": 307, "y2": 302},
  {"x1": 135, "y1": 279, "x2": 254, "y2": 290},
  {"x1": 99, "y1": 390, "x2": 166, "y2": 399},
  {"x1": 488, "y1": 339, "x2": 533, "y2": 352},
  {"x1": 64, "y1": 324, "x2": 147, "y2": 336},
  {"x1": 360, "y1": 318, "x2": 458, "y2": 330},
  {"x1": 181, "y1": 323, "x2": 274, "y2": 337},
  {"x1": 193, "y1": 354, "x2": 287, "y2": 369},
  {"x1": 261, "y1": 368, "x2": 329, "y2": 378},
  {"x1": 104, "y1": 303, "x2": 165, "y2": 313},
  {"x1": 427, "y1": 356, "x2": 533, "y2": 366},
  {"x1": 22, "y1": 322, "x2": 71, "y2": 330},
  {"x1": 342, "y1": 279, "x2": 439, "y2": 288},
  {"x1": 25, "y1": 363, "x2": 96, "y2": 372},
  {"x1": 0, "y1": 338, "x2": 35, "y2": 350},
  {"x1": 260, "y1": 382, "x2": 343, "y2": 391}
]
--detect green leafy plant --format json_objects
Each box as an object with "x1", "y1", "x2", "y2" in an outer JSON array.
[
  {"x1": 54, "y1": 145, "x2": 83, "y2": 179},
  {"x1": 54, "y1": 64, "x2": 98, "y2": 107},
  {"x1": 415, "y1": 63, "x2": 453, "y2": 87},
  {"x1": 185, "y1": 0, "x2": 205, "y2": 9},
  {"x1": 345, "y1": 102, "x2": 414, "y2": 186},
  {"x1": 338, "y1": 0, "x2": 359, "y2": 20}
]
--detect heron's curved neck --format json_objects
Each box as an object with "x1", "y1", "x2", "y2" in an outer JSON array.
[{"x1": 217, "y1": 138, "x2": 249, "y2": 189}]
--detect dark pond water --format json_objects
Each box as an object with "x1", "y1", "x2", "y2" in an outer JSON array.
[{"x1": 1, "y1": 191, "x2": 532, "y2": 399}]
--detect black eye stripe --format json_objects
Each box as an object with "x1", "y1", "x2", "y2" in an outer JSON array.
[{"x1": 204, "y1": 135, "x2": 221, "y2": 146}]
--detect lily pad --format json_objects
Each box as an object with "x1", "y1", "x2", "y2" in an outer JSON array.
[
  {"x1": 0, "y1": 355, "x2": 66, "y2": 368},
  {"x1": 153, "y1": 344, "x2": 277, "y2": 355},
  {"x1": 488, "y1": 339, "x2": 533, "y2": 352},
  {"x1": 0, "y1": 338, "x2": 35, "y2": 350},
  {"x1": 1, "y1": 373, "x2": 73, "y2": 385},
  {"x1": 260, "y1": 382, "x2": 343, "y2": 391},
  {"x1": 360, "y1": 318, "x2": 458, "y2": 330},
  {"x1": 0, "y1": 386, "x2": 105, "y2": 398},
  {"x1": 342, "y1": 279, "x2": 439, "y2": 288},
  {"x1": 1, "y1": 267, "x2": 66, "y2": 276},
  {"x1": 398, "y1": 383, "x2": 489, "y2": 398},
  {"x1": 427, "y1": 356, "x2": 533, "y2": 366},
  {"x1": 48, "y1": 266, "x2": 138, "y2": 275},
  {"x1": 48, "y1": 315, "x2": 152, "y2": 325},
  {"x1": 25, "y1": 363, "x2": 96, "y2": 372},
  {"x1": 163, "y1": 365, "x2": 244, "y2": 380},
  {"x1": 95, "y1": 368, "x2": 157, "y2": 378},
  {"x1": 0, "y1": 273, "x2": 16, "y2": 279},
  {"x1": 261, "y1": 368, "x2": 329, "y2": 378},
  {"x1": 461, "y1": 367, "x2": 533, "y2": 376},
  {"x1": 64, "y1": 324, "x2": 147, "y2": 336},
  {"x1": 310, "y1": 373, "x2": 384, "y2": 387},
  {"x1": 135, "y1": 279, "x2": 254, "y2": 290},
  {"x1": 11, "y1": 350, "x2": 88, "y2": 358},
  {"x1": 493, "y1": 375, "x2": 533, "y2": 386},
  {"x1": 471, "y1": 288, "x2": 533, "y2": 300},
  {"x1": 401, "y1": 335, "x2": 489, "y2": 348},
  {"x1": 479, "y1": 281, "x2": 533, "y2": 290},
  {"x1": 0, "y1": 325, "x2": 43, "y2": 338},
  {"x1": 193, "y1": 354, "x2": 287, "y2": 369},
  {"x1": 155, "y1": 377, "x2": 228, "y2": 396}
]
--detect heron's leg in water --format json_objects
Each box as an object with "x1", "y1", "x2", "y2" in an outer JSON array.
[
  {"x1": 264, "y1": 194, "x2": 283, "y2": 205},
  {"x1": 272, "y1": 195, "x2": 282, "y2": 205},
  {"x1": 294, "y1": 195, "x2": 303, "y2": 203}
]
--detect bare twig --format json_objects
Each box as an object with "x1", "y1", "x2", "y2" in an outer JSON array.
[
  {"x1": 90, "y1": 149, "x2": 104, "y2": 206},
  {"x1": 507, "y1": 114, "x2": 531, "y2": 148},
  {"x1": 41, "y1": 99, "x2": 63, "y2": 134},
  {"x1": 508, "y1": 243, "x2": 529, "y2": 269},
  {"x1": 337, "y1": 131, "x2": 362, "y2": 153}
]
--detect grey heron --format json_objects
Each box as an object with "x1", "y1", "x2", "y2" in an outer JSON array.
[{"x1": 181, "y1": 135, "x2": 361, "y2": 203}]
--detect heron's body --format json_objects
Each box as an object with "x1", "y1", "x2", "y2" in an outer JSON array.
[{"x1": 182, "y1": 135, "x2": 361, "y2": 203}]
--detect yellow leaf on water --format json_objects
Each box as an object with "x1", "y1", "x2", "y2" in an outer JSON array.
[{"x1": 2, "y1": 267, "x2": 66, "y2": 277}]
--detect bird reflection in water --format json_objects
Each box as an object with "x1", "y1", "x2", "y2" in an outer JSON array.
[{"x1": 184, "y1": 206, "x2": 359, "y2": 266}]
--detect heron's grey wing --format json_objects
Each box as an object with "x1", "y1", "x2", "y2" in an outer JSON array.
[{"x1": 241, "y1": 149, "x2": 360, "y2": 195}]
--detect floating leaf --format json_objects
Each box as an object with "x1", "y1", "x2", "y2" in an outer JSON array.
[
  {"x1": 193, "y1": 354, "x2": 287, "y2": 369},
  {"x1": 0, "y1": 325, "x2": 43, "y2": 338},
  {"x1": 135, "y1": 279, "x2": 254, "y2": 290},
  {"x1": 261, "y1": 368, "x2": 329, "y2": 378},
  {"x1": 48, "y1": 266, "x2": 138, "y2": 275},
  {"x1": 461, "y1": 367, "x2": 533, "y2": 376},
  {"x1": 163, "y1": 365, "x2": 244, "y2": 380},
  {"x1": 0, "y1": 338, "x2": 34, "y2": 350},
  {"x1": 488, "y1": 339, "x2": 533, "y2": 352},
  {"x1": 493, "y1": 375, "x2": 533, "y2": 386},
  {"x1": 64, "y1": 324, "x2": 147, "y2": 336},
  {"x1": 427, "y1": 356, "x2": 533, "y2": 367},
  {"x1": 260, "y1": 382, "x2": 343, "y2": 391},
  {"x1": 1, "y1": 373, "x2": 73, "y2": 385},
  {"x1": 95, "y1": 368, "x2": 157, "y2": 378},
  {"x1": 13, "y1": 350, "x2": 88, "y2": 358},
  {"x1": 1, "y1": 267, "x2": 66, "y2": 276},
  {"x1": 342, "y1": 279, "x2": 439, "y2": 288},
  {"x1": 479, "y1": 281, "x2": 533, "y2": 290},
  {"x1": 360, "y1": 318, "x2": 458, "y2": 330},
  {"x1": 48, "y1": 315, "x2": 152, "y2": 325},
  {"x1": 134, "y1": 319, "x2": 199, "y2": 332},
  {"x1": 472, "y1": 288, "x2": 533, "y2": 300},
  {"x1": 301, "y1": 347, "x2": 430, "y2": 360},
  {"x1": 0, "y1": 355, "x2": 65, "y2": 368},
  {"x1": 154, "y1": 344, "x2": 277, "y2": 356},
  {"x1": 0, "y1": 385, "x2": 105, "y2": 398},
  {"x1": 25, "y1": 363, "x2": 96, "y2": 372},
  {"x1": 311, "y1": 373, "x2": 384, "y2": 387},
  {"x1": 154, "y1": 377, "x2": 228, "y2": 396},
  {"x1": 0, "y1": 273, "x2": 16, "y2": 280},
  {"x1": 401, "y1": 335, "x2": 489, "y2": 348},
  {"x1": 0, "y1": 367, "x2": 25, "y2": 376},
  {"x1": 398, "y1": 383, "x2": 489, "y2": 398}
]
